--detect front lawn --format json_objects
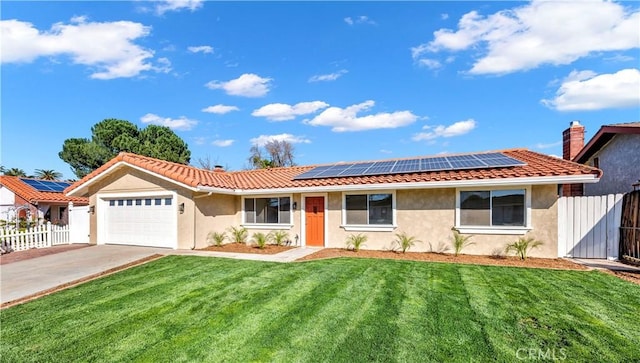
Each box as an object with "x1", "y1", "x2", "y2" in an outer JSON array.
[{"x1": 1, "y1": 256, "x2": 638, "y2": 362}]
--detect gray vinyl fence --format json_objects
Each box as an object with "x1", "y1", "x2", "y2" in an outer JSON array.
[{"x1": 557, "y1": 194, "x2": 623, "y2": 259}]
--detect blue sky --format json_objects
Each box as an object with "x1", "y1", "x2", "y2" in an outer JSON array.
[{"x1": 2, "y1": 0, "x2": 639, "y2": 179}]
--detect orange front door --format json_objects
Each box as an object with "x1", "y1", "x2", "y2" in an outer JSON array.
[{"x1": 305, "y1": 197, "x2": 325, "y2": 247}]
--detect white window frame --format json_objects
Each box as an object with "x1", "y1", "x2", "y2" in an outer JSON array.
[
  {"x1": 341, "y1": 190, "x2": 397, "y2": 232},
  {"x1": 455, "y1": 186, "x2": 532, "y2": 235},
  {"x1": 242, "y1": 194, "x2": 293, "y2": 230}
]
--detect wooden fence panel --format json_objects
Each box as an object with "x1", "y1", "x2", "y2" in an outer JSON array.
[{"x1": 620, "y1": 190, "x2": 640, "y2": 263}]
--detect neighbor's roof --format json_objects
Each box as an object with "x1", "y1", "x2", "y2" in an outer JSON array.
[
  {"x1": 0, "y1": 176, "x2": 89, "y2": 205},
  {"x1": 65, "y1": 149, "x2": 601, "y2": 196},
  {"x1": 574, "y1": 122, "x2": 640, "y2": 164}
]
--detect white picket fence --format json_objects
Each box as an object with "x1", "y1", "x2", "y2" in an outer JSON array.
[
  {"x1": 1, "y1": 223, "x2": 71, "y2": 252},
  {"x1": 558, "y1": 194, "x2": 623, "y2": 259}
]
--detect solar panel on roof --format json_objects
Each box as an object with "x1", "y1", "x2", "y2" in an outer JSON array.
[
  {"x1": 20, "y1": 178, "x2": 71, "y2": 192},
  {"x1": 292, "y1": 152, "x2": 526, "y2": 180},
  {"x1": 392, "y1": 159, "x2": 421, "y2": 173}
]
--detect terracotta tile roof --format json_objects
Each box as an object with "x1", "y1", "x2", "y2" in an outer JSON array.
[
  {"x1": 0, "y1": 176, "x2": 89, "y2": 205},
  {"x1": 65, "y1": 149, "x2": 601, "y2": 195}
]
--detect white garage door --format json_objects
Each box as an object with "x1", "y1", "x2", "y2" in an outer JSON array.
[{"x1": 103, "y1": 195, "x2": 176, "y2": 248}]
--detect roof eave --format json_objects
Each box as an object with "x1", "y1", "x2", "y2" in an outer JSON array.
[
  {"x1": 574, "y1": 125, "x2": 640, "y2": 163},
  {"x1": 66, "y1": 161, "x2": 201, "y2": 197},
  {"x1": 196, "y1": 174, "x2": 600, "y2": 195}
]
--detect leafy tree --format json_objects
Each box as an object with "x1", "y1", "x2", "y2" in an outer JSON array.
[
  {"x1": 248, "y1": 140, "x2": 295, "y2": 169},
  {"x1": 59, "y1": 119, "x2": 191, "y2": 178},
  {"x1": 3, "y1": 168, "x2": 28, "y2": 177},
  {"x1": 34, "y1": 169, "x2": 62, "y2": 180}
]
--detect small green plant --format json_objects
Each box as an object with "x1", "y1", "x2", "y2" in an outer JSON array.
[
  {"x1": 252, "y1": 232, "x2": 272, "y2": 249},
  {"x1": 451, "y1": 229, "x2": 474, "y2": 256},
  {"x1": 394, "y1": 232, "x2": 420, "y2": 253},
  {"x1": 505, "y1": 237, "x2": 544, "y2": 260},
  {"x1": 346, "y1": 233, "x2": 367, "y2": 252},
  {"x1": 206, "y1": 231, "x2": 227, "y2": 247},
  {"x1": 272, "y1": 230, "x2": 289, "y2": 246},
  {"x1": 227, "y1": 226, "x2": 248, "y2": 243}
]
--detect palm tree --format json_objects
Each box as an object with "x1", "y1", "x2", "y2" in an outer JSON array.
[
  {"x1": 34, "y1": 169, "x2": 62, "y2": 180},
  {"x1": 4, "y1": 168, "x2": 27, "y2": 177}
]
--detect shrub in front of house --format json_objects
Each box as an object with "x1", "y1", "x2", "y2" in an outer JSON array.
[
  {"x1": 227, "y1": 226, "x2": 248, "y2": 244},
  {"x1": 207, "y1": 231, "x2": 227, "y2": 247},
  {"x1": 451, "y1": 229, "x2": 474, "y2": 256},
  {"x1": 393, "y1": 232, "x2": 420, "y2": 253},
  {"x1": 346, "y1": 233, "x2": 367, "y2": 252},
  {"x1": 252, "y1": 232, "x2": 272, "y2": 249},
  {"x1": 505, "y1": 237, "x2": 543, "y2": 260},
  {"x1": 271, "y1": 230, "x2": 289, "y2": 246}
]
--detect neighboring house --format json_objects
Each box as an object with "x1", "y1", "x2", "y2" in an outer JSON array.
[
  {"x1": 562, "y1": 121, "x2": 640, "y2": 196},
  {"x1": 0, "y1": 176, "x2": 89, "y2": 226},
  {"x1": 65, "y1": 150, "x2": 600, "y2": 258}
]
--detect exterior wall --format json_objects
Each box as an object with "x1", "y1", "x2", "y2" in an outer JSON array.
[
  {"x1": 321, "y1": 185, "x2": 559, "y2": 258},
  {"x1": 85, "y1": 166, "x2": 195, "y2": 249},
  {"x1": 583, "y1": 134, "x2": 640, "y2": 196},
  {"x1": 0, "y1": 186, "x2": 16, "y2": 222}
]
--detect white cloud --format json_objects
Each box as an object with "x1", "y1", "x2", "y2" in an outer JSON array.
[
  {"x1": 212, "y1": 139, "x2": 234, "y2": 147},
  {"x1": 205, "y1": 73, "x2": 272, "y2": 97},
  {"x1": 306, "y1": 100, "x2": 418, "y2": 132},
  {"x1": 412, "y1": 119, "x2": 476, "y2": 141},
  {"x1": 418, "y1": 59, "x2": 441, "y2": 70},
  {"x1": 140, "y1": 113, "x2": 198, "y2": 131},
  {"x1": 542, "y1": 68, "x2": 640, "y2": 111},
  {"x1": 413, "y1": 0, "x2": 640, "y2": 74},
  {"x1": 0, "y1": 17, "x2": 165, "y2": 79},
  {"x1": 193, "y1": 137, "x2": 207, "y2": 145},
  {"x1": 344, "y1": 16, "x2": 376, "y2": 26},
  {"x1": 188, "y1": 45, "x2": 213, "y2": 54},
  {"x1": 309, "y1": 69, "x2": 348, "y2": 82},
  {"x1": 250, "y1": 133, "x2": 311, "y2": 147},
  {"x1": 155, "y1": 0, "x2": 204, "y2": 15},
  {"x1": 441, "y1": 13, "x2": 449, "y2": 20},
  {"x1": 202, "y1": 104, "x2": 239, "y2": 114},
  {"x1": 252, "y1": 101, "x2": 329, "y2": 121}
]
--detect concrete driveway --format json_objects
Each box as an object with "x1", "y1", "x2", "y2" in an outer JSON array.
[{"x1": 1, "y1": 245, "x2": 167, "y2": 305}]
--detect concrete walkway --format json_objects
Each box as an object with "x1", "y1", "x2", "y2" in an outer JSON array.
[
  {"x1": 1, "y1": 245, "x2": 321, "y2": 305},
  {"x1": 570, "y1": 258, "x2": 640, "y2": 272}
]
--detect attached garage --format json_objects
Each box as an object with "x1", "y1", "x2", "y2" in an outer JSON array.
[{"x1": 98, "y1": 192, "x2": 178, "y2": 249}]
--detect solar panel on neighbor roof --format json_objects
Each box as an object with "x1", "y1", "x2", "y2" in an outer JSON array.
[
  {"x1": 21, "y1": 178, "x2": 71, "y2": 192},
  {"x1": 292, "y1": 152, "x2": 525, "y2": 180}
]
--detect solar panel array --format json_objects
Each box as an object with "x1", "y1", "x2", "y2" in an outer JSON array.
[
  {"x1": 20, "y1": 178, "x2": 72, "y2": 192},
  {"x1": 293, "y1": 152, "x2": 526, "y2": 180}
]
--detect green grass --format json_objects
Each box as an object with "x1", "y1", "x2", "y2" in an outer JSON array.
[{"x1": 1, "y1": 256, "x2": 639, "y2": 362}]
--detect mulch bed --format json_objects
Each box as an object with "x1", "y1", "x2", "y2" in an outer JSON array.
[
  {"x1": 0, "y1": 244, "x2": 90, "y2": 265},
  {"x1": 199, "y1": 242, "x2": 295, "y2": 255},
  {"x1": 600, "y1": 269, "x2": 640, "y2": 285},
  {"x1": 297, "y1": 248, "x2": 588, "y2": 271}
]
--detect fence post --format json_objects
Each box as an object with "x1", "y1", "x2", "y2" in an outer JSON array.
[{"x1": 46, "y1": 222, "x2": 52, "y2": 248}]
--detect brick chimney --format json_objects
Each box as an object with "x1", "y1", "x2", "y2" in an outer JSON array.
[
  {"x1": 213, "y1": 165, "x2": 225, "y2": 172},
  {"x1": 562, "y1": 120, "x2": 585, "y2": 161},
  {"x1": 562, "y1": 121, "x2": 585, "y2": 196}
]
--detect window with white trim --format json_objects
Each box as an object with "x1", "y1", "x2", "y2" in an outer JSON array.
[
  {"x1": 244, "y1": 197, "x2": 291, "y2": 224},
  {"x1": 459, "y1": 189, "x2": 525, "y2": 227},
  {"x1": 345, "y1": 193, "x2": 393, "y2": 225}
]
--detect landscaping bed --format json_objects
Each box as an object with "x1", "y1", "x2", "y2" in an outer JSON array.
[
  {"x1": 199, "y1": 242, "x2": 295, "y2": 255},
  {"x1": 297, "y1": 248, "x2": 587, "y2": 270}
]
